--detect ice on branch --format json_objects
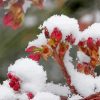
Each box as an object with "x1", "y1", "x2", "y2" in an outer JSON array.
[{"x1": 8, "y1": 58, "x2": 47, "y2": 94}]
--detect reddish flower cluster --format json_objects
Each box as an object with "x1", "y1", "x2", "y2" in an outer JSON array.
[
  {"x1": 3, "y1": 3, "x2": 24, "y2": 29},
  {"x1": 77, "y1": 63, "x2": 91, "y2": 75},
  {"x1": 48, "y1": 28, "x2": 62, "y2": 48},
  {"x1": 7, "y1": 72, "x2": 21, "y2": 91},
  {"x1": 78, "y1": 37, "x2": 100, "y2": 75},
  {"x1": 0, "y1": 0, "x2": 3, "y2": 6},
  {"x1": 1, "y1": 0, "x2": 44, "y2": 29}
]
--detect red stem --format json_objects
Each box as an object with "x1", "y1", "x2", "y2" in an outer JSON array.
[
  {"x1": 82, "y1": 92, "x2": 100, "y2": 100},
  {"x1": 53, "y1": 48, "x2": 77, "y2": 94}
]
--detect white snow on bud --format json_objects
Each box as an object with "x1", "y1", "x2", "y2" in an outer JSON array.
[
  {"x1": 64, "y1": 51, "x2": 95, "y2": 97},
  {"x1": 41, "y1": 15, "x2": 80, "y2": 44},
  {"x1": 81, "y1": 23, "x2": 100, "y2": 40},
  {"x1": 0, "y1": 85, "x2": 16, "y2": 100},
  {"x1": 43, "y1": 82, "x2": 70, "y2": 96},
  {"x1": 8, "y1": 58, "x2": 47, "y2": 94},
  {"x1": 16, "y1": 93, "x2": 29, "y2": 100},
  {"x1": 27, "y1": 33, "x2": 47, "y2": 48},
  {"x1": 77, "y1": 51, "x2": 90, "y2": 63},
  {"x1": 33, "y1": 92, "x2": 60, "y2": 100}
]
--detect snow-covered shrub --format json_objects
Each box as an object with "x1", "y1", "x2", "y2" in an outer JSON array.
[{"x1": 0, "y1": 14, "x2": 100, "y2": 100}]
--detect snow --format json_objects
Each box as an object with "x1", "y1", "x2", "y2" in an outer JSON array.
[
  {"x1": 77, "y1": 51, "x2": 90, "y2": 63},
  {"x1": 41, "y1": 15, "x2": 80, "y2": 44},
  {"x1": 27, "y1": 33, "x2": 47, "y2": 48},
  {"x1": 0, "y1": 85, "x2": 16, "y2": 100},
  {"x1": 81, "y1": 23, "x2": 100, "y2": 40},
  {"x1": 8, "y1": 58, "x2": 47, "y2": 94},
  {"x1": 68, "y1": 95, "x2": 82, "y2": 100},
  {"x1": 43, "y1": 82, "x2": 71, "y2": 96},
  {"x1": 33, "y1": 92, "x2": 60, "y2": 100}
]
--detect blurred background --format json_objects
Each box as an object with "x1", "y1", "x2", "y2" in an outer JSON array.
[{"x1": 0, "y1": 0, "x2": 100, "y2": 83}]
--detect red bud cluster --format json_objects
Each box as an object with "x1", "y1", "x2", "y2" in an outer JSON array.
[{"x1": 7, "y1": 72, "x2": 21, "y2": 91}]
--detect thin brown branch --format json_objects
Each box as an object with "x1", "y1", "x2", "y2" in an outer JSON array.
[{"x1": 53, "y1": 48, "x2": 77, "y2": 94}]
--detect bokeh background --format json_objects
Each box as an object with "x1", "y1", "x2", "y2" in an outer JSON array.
[{"x1": 0, "y1": 0, "x2": 100, "y2": 83}]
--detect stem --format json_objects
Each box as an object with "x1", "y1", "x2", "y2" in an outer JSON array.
[
  {"x1": 82, "y1": 92, "x2": 100, "y2": 100},
  {"x1": 53, "y1": 48, "x2": 77, "y2": 94},
  {"x1": 60, "y1": 96, "x2": 68, "y2": 100}
]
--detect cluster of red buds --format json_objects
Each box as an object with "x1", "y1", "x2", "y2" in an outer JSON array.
[
  {"x1": 77, "y1": 37, "x2": 100, "y2": 76},
  {"x1": 26, "y1": 27, "x2": 72, "y2": 62},
  {"x1": 0, "y1": 0, "x2": 44, "y2": 29},
  {"x1": 7, "y1": 72, "x2": 21, "y2": 91}
]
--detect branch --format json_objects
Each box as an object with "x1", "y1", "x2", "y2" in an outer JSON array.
[
  {"x1": 53, "y1": 48, "x2": 77, "y2": 94},
  {"x1": 82, "y1": 92, "x2": 100, "y2": 100},
  {"x1": 60, "y1": 96, "x2": 68, "y2": 100}
]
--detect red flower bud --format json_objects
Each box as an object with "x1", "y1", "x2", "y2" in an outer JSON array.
[
  {"x1": 11, "y1": 76, "x2": 19, "y2": 82},
  {"x1": 87, "y1": 37, "x2": 94, "y2": 49},
  {"x1": 51, "y1": 28, "x2": 62, "y2": 43},
  {"x1": 29, "y1": 53, "x2": 41, "y2": 61},
  {"x1": 9, "y1": 80, "x2": 15, "y2": 88},
  {"x1": 13, "y1": 82, "x2": 20, "y2": 91},
  {"x1": 78, "y1": 41, "x2": 85, "y2": 47},
  {"x1": 27, "y1": 92, "x2": 34, "y2": 99},
  {"x1": 96, "y1": 39, "x2": 100, "y2": 47},
  {"x1": 7, "y1": 72, "x2": 13, "y2": 79},
  {"x1": 66, "y1": 34, "x2": 75, "y2": 44}
]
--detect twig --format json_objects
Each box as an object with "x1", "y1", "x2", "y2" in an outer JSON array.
[
  {"x1": 53, "y1": 48, "x2": 77, "y2": 94},
  {"x1": 82, "y1": 92, "x2": 100, "y2": 100}
]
